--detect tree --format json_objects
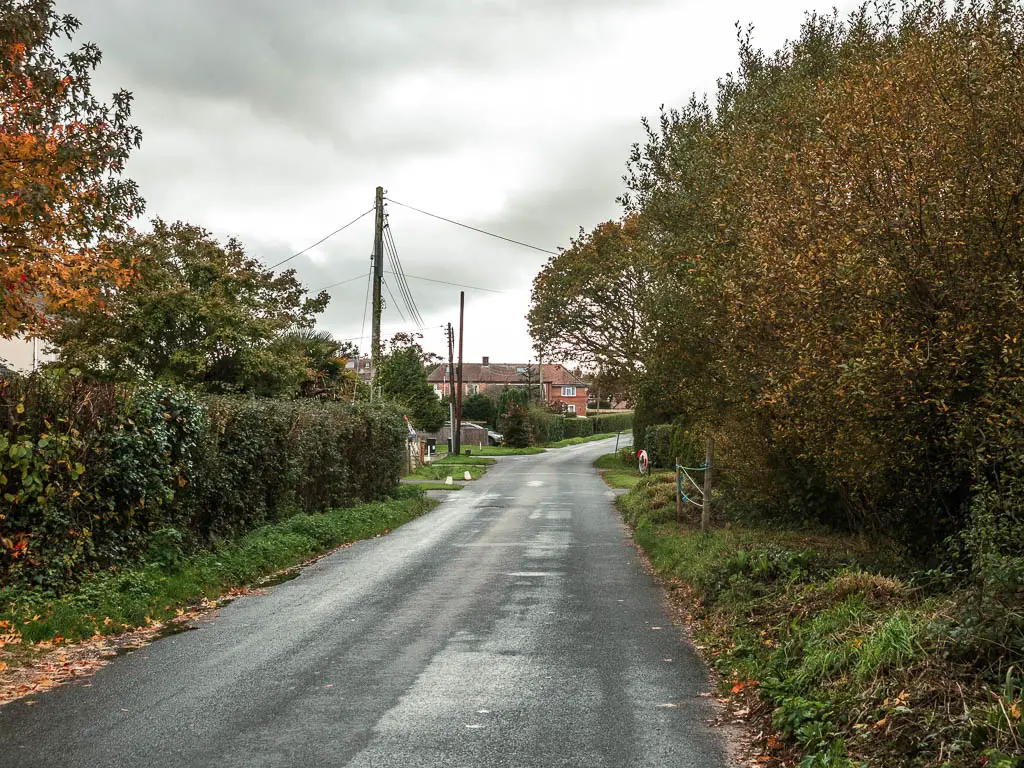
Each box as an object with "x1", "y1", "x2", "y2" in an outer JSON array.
[
  {"x1": 500, "y1": 401, "x2": 532, "y2": 448},
  {"x1": 528, "y1": 216, "x2": 660, "y2": 400},
  {"x1": 50, "y1": 220, "x2": 330, "y2": 396},
  {"x1": 462, "y1": 392, "x2": 495, "y2": 424},
  {"x1": 377, "y1": 333, "x2": 445, "y2": 431},
  {"x1": 1, "y1": 0, "x2": 144, "y2": 336},
  {"x1": 275, "y1": 329, "x2": 362, "y2": 401}
]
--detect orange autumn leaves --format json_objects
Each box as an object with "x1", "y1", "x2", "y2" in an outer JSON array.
[{"x1": 1, "y1": 6, "x2": 143, "y2": 337}]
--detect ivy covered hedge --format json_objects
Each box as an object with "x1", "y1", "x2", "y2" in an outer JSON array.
[{"x1": 0, "y1": 371, "x2": 405, "y2": 589}]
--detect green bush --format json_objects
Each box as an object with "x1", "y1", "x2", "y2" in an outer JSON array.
[
  {"x1": 563, "y1": 417, "x2": 594, "y2": 439},
  {"x1": 527, "y1": 407, "x2": 564, "y2": 445},
  {"x1": 0, "y1": 370, "x2": 406, "y2": 590},
  {"x1": 590, "y1": 412, "x2": 633, "y2": 435},
  {"x1": 500, "y1": 402, "x2": 532, "y2": 448},
  {"x1": 645, "y1": 424, "x2": 674, "y2": 468}
]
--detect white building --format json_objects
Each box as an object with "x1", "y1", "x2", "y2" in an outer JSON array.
[{"x1": 0, "y1": 336, "x2": 54, "y2": 373}]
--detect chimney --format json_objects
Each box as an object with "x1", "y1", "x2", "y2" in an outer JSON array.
[{"x1": 482, "y1": 356, "x2": 489, "y2": 366}]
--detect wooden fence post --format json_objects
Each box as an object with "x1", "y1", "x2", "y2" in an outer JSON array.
[
  {"x1": 700, "y1": 436, "x2": 714, "y2": 534},
  {"x1": 675, "y1": 456, "x2": 682, "y2": 522}
]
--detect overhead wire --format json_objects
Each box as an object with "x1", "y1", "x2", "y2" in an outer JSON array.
[
  {"x1": 381, "y1": 277, "x2": 408, "y2": 324},
  {"x1": 385, "y1": 197, "x2": 560, "y2": 256},
  {"x1": 268, "y1": 207, "x2": 374, "y2": 270},
  {"x1": 316, "y1": 273, "x2": 366, "y2": 292},
  {"x1": 358, "y1": 265, "x2": 373, "y2": 352},
  {"x1": 391, "y1": 271, "x2": 502, "y2": 293},
  {"x1": 382, "y1": 217, "x2": 425, "y2": 327},
  {"x1": 383, "y1": 223, "x2": 418, "y2": 324}
]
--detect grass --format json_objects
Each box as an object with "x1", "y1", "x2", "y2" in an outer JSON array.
[
  {"x1": 0, "y1": 488, "x2": 436, "y2": 647},
  {"x1": 405, "y1": 464, "x2": 487, "y2": 481},
  {"x1": 463, "y1": 445, "x2": 545, "y2": 456},
  {"x1": 594, "y1": 451, "x2": 667, "y2": 490},
  {"x1": 546, "y1": 431, "x2": 630, "y2": 449},
  {"x1": 616, "y1": 474, "x2": 1022, "y2": 768},
  {"x1": 432, "y1": 455, "x2": 497, "y2": 466},
  {"x1": 411, "y1": 482, "x2": 463, "y2": 491}
]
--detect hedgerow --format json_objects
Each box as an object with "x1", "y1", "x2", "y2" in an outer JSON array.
[{"x1": 0, "y1": 371, "x2": 405, "y2": 589}]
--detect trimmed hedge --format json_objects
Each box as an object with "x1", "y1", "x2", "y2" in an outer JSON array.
[
  {"x1": 563, "y1": 417, "x2": 594, "y2": 439},
  {"x1": 0, "y1": 371, "x2": 405, "y2": 589},
  {"x1": 589, "y1": 412, "x2": 633, "y2": 434}
]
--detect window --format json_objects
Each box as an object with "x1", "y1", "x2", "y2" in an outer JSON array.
[
  {"x1": 566, "y1": 404, "x2": 576, "y2": 414},
  {"x1": 468, "y1": 383, "x2": 480, "y2": 395},
  {"x1": 562, "y1": 386, "x2": 576, "y2": 397}
]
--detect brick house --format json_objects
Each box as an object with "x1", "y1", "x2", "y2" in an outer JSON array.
[{"x1": 427, "y1": 357, "x2": 589, "y2": 416}]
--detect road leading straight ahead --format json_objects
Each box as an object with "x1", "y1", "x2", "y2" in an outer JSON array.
[{"x1": 1, "y1": 438, "x2": 728, "y2": 767}]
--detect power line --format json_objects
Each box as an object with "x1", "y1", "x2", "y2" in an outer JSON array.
[
  {"x1": 390, "y1": 271, "x2": 503, "y2": 293},
  {"x1": 382, "y1": 277, "x2": 408, "y2": 324},
  {"x1": 268, "y1": 207, "x2": 374, "y2": 270},
  {"x1": 385, "y1": 197, "x2": 560, "y2": 256},
  {"x1": 316, "y1": 273, "x2": 367, "y2": 292},
  {"x1": 382, "y1": 219, "x2": 425, "y2": 327},
  {"x1": 359, "y1": 266, "x2": 373, "y2": 351}
]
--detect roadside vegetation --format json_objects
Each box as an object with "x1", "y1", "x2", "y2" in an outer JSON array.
[
  {"x1": 0, "y1": 488, "x2": 434, "y2": 650},
  {"x1": 620, "y1": 475, "x2": 1023, "y2": 768},
  {"x1": 0, "y1": 1, "x2": 448, "y2": 676},
  {"x1": 532, "y1": 3, "x2": 1024, "y2": 764},
  {"x1": 406, "y1": 464, "x2": 488, "y2": 481}
]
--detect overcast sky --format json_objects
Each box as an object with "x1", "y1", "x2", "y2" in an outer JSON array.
[{"x1": 63, "y1": 0, "x2": 860, "y2": 364}]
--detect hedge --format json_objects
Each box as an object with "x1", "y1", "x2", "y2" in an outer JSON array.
[
  {"x1": 589, "y1": 412, "x2": 633, "y2": 434},
  {"x1": 0, "y1": 371, "x2": 406, "y2": 589},
  {"x1": 563, "y1": 417, "x2": 594, "y2": 439}
]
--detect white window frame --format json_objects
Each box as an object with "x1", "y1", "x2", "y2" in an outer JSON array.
[
  {"x1": 566, "y1": 404, "x2": 576, "y2": 414},
  {"x1": 562, "y1": 386, "x2": 576, "y2": 397}
]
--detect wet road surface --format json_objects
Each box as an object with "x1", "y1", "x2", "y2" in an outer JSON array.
[{"x1": 1, "y1": 438, "x2": 728, "y2": 767}]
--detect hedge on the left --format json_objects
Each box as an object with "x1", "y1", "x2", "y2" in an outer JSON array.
[{"x1": 0, "y1": 371, "x2": 405, "y2": 590}]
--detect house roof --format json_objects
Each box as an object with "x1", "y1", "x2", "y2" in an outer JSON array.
[{"x1": 427, "y1": 362, "x2": 586, "y2": 387}]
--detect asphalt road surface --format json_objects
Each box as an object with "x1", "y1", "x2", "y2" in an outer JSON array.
[{"x1": 1, "y1": 438, "x2": 728, "y2": 767}]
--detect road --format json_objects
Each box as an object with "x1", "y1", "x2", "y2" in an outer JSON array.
[{"x1": 1, "y1": 438, "x2": 728, "y2": 767}]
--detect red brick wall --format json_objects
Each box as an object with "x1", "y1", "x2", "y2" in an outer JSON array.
[{"x1": 547, "y1": 385, "x2": 587, "y2": 416}]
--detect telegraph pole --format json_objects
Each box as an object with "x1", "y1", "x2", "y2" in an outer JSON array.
[
  {"x1": 447, "y1": 323, "x2": 456, "y2": 452},
  {"x1": 371, "y1": 185, "x2": 385, "y2": 385},
  {"x1": 455, "y1": 291, "x2": 465, "y2": 455}
]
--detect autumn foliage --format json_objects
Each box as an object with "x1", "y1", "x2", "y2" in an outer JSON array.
[
  {"x1": 1, "y1": 0, "x2": 143, "y2": 337},
  {"x1": 531, "y1": 1, "x2": 1024, "y2": 568}
]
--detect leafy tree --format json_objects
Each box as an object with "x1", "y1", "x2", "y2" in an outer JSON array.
[
  {"x1": 495, "y1": 386, "x2": 529, "y2": 427},
  {"x1": 276, "y1": 329, "x2": 362, "y2": 400},
  {"x1": 1, "y1": 0, "x2": 144, "y2": 336},
  {"x1": 377, "y1": 333, "x2": 445, "y2": 431},
  {"x1": 500, "y1": 401, "x2": 532, "y2": 448},
  {"x1": 462, "y1": 392, "x2": 495, "y2": 424},
  {"x1": 50, "y1": 219, "x2": 330, "y2": 396},
  {"x1": 528, "y1": 216, "x2": 660, "y2": 400}
]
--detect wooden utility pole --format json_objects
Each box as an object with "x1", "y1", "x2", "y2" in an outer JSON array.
[
  {"x1": 370, "y1": 186, "x2": 385, "y2": 386},
  {"x1": 675, "y1": 456, "x2": 682, "y2": 522},
  {"x1": 455, "y1": 291, "x2": 465, "y2": 455},
  {"x1": 446, "y1": 323, "x2": 456, "y2": 452},
  {"x1": 701, "y1": 436, "x2": 715, "y2": 533}
]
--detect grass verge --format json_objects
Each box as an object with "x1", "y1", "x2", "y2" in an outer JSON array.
[
  {"x1": 595, "y1": 451, "x2": 667, "y2": 490},
  {"x1": 411, "y1": 482, "x2": 463, "y2": 491},
  {"x1": 432, "y1": 455, "x2": 497, "y2": 466},
  {"x1": 406, "y1": 464, "x2": 487, "y2": 481},
  {"x1": 547, "y1": 431, "x2": 630, "y2": 449},
  {"x1": 618, "y1": 474, "x2": 1024, "y2": 768},
  {"x1": 0, "y1": 488, "x2": 436, "y2": 649},
  {"x1": 462, "y1": 445, "x2": 545, "y2": 456}
]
